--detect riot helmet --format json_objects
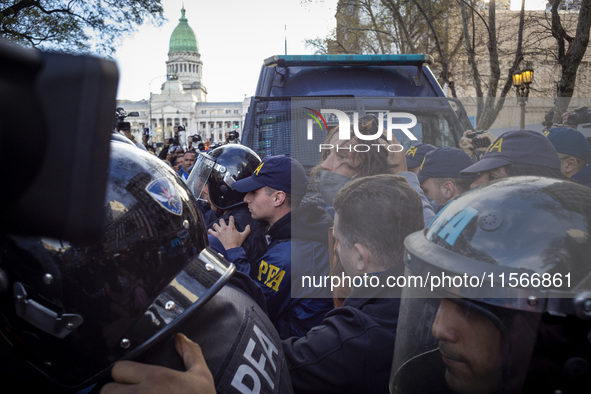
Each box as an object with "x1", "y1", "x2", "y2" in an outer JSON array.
[
  {"x1": 186, "y1": 144, "x2": 261, "y2": 210},
  {"x1": 0, "y1": 140, "x2": 234, "y2": 390},
  {"x1": 391, "y1": 176, "x2": 591, "y2": 394}
]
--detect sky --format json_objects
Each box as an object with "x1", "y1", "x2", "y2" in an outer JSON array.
[
  {"x1": 509, "y1": 0, "x2": 548, "y2": 10},
  {"x1": 113, "y1": 0, "x2": 338, "y2": 102},
  {"x1": 113, "y1": 0, "x2": 549, "y2": 103}
]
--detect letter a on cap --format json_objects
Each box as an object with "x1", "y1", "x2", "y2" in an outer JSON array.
[
  {"x1": 254, "y1": 162, "x2": 264, "y2": 176},
  {"x1": 488, "y1": 138, "x2": 503, "y2": 153},
  {"x1": 419, "y1": 156, "x2": 426, "y2": 170}
]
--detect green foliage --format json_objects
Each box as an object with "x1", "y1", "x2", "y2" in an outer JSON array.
[{"x1": 0, "y1": 0, "x2": 165, "y2": 55}]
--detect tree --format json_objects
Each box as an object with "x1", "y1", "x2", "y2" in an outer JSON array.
[
  {"x1": 456, "y1": 0, "x2": 529, "y2": 130},
  {"x1": 0, "y1": 0, "x2": 165, "y2": 55},
  {"x1": 305, "y1": 0, "x2": 463, "y2": 97},
  {"x1": 549, "y1": 0, "x2": 591, "y2": 121},
  {"x1": 305, "y1": 0, "x2": 520, "y2": 128}
]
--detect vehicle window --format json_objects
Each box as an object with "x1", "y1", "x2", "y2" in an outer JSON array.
[{"x1": 243, "y1": 97, "x2": 463, "y2": 170}]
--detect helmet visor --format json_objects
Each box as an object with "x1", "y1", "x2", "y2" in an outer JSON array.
[
  {"x1": 186, "y1": 153, "x2": 215, "y2": 203},
  {"x1": 390, "y1": 280, "x2": 543, "y2": 394}
]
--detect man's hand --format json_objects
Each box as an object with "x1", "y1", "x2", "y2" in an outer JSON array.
[
  {"x1": 459, "y1": 130, "x2": 476, "y2": 159},
  {"x1": 208, "y1": 216, "x2": 250, "y2": 250},
  {"x1": 459, "y1": 130, "x2": 496, "y2": 159},
  {"x1": 100, "y1": 333, "x2": 216, "y2": 394}
]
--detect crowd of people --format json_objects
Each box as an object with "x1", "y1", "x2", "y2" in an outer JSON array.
[{"x1": 3, "y1": 114, "x2": 591, "y2": 393}]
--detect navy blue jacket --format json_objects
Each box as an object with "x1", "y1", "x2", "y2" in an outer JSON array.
[
  {"x1": 283, "y1": 266, "x2": 403, "y2": 394},
  {"x1": 205, "y1": 203, "x2": 268, "y2": 265},
  {"x1": 227, "y1": 202, "x2": 334, "y2": 339}
]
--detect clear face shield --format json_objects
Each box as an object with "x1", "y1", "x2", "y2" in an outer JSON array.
[
  {"x1": 390, "y1": 281, "x2": 543, "y2": 394},
  {"x1": 186, "y1": 153, "x2": 238, "y2": 205},
  {"x1": 186, "y1": 153, "x2": 215, "y2": 203},
  {"x1": 390, "y1": 231, "x2": 591, "y2": 394}
]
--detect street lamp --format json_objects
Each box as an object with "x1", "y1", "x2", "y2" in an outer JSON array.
[
  {"x1": 148, "y1": 75, "x2": 168, "y2": 145},
  {"x1": 512, "y1": 65, "x2": 534, "y2": 129}
]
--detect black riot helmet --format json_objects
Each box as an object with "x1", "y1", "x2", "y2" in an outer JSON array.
[
  {"x1": 0, "y1": 140, "x2": 234, "y2": 390},
  {"x1": 391, "y1": 176, "x2": 591, "y2": 394},
  {"x1": 186, "y1": 144, "x2": 261, "y2": 210}
]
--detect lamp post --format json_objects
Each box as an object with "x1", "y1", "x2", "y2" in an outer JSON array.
[
  {"x1": 512, "y1": 65, "x2": 534, "y2": 129},
  {"x1": 148, "y1": 75, "x2": 168, "y2": 146}
]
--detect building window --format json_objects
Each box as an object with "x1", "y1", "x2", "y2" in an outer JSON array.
[
  {"x1": 225, "y1": 109, "x2": 231, "y2": 114},
  {"x1": 201, "y1": 110, "x2": 207, "y2": 114}
]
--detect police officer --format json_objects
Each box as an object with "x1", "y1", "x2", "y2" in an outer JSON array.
[
  {"x1": 405, "y1": 143, "x2": 436, "y2": 175},
  {"x1": 545, "y1": 126, "x2": 591, "y2": 180},
  {"x1": 417, "y1": 147, "x2": 475, "y2": 210},
  {"x1": 0, "y1": 140, "x2": 292, "y2": 393},
  {"x1": 461, "y1": 129, "x2": 567, "y2": 188},
  {"x1": 390, "y1": 176, "x2": 591, "y2": 393},
  {"x1": 186, "y1": 144, "x2": 268, "y2": 265},
  {"x1": 209, "y1": 155, "x2": 335, "y2": 339},
  {"x1": 97, "y1": 173, "x2": 425, "y2": 394}
]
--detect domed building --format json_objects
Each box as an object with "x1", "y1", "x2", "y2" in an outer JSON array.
[
  {"x1": 117, "y1": 6, "x2": 247, "y2": 148},
  {"x1": 164, "y1": 6, "x2": 206, "y2": 100}
]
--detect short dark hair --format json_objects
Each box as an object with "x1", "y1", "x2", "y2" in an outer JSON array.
[
  {"x1": 263, "y1": 186, "x2": 303, "y2": 208},
  {"x1": 432, "y1": 176, "x2": 473, "y2": 194},
  {"x1": 333, "y1": 174, "x2": 424, "y2": 269}
]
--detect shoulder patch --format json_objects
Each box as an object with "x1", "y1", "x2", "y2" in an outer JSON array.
[{"x1": 146, "y1": 177, "x2": 183, "y2": 215}]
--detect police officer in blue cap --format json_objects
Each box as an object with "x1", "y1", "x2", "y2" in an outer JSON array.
[
  {"x1": 545, "y1": 126, "x2": 591, "y2": 182},
  {"x1": 209, "y1": 154, "x2": 334, "y2": 340},
  {"x1": 417, "y1": 147, "x2": 476, "y2": 211}
]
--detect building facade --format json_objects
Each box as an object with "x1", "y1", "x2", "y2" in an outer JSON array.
[{"x1": 117, "y1": 7, "x2": 249, "y2": 147}]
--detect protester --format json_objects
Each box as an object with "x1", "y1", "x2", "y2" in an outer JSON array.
[
  {"x1": 308, "y1": 114, "x2": 390, "y2": 215},
  {"x1": 309, "y1": 114, "x2": 434, "y2": 225},
  {"x1": 308, "y1": 115, "x2": 434, "y2": 307},
  {"x1": 177, "y1": 150, "x2": 196, "y2": 181},
  {"x1": 390, "y1": 176, "x2": 591, "y2": 393}
]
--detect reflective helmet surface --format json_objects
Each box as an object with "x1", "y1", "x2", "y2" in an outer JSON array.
[
  {"x1": 186, "y1": 144, "x2": 261, "y2": 210},
  {"x1": 391, "y1": 176, "x2": 591, "y2": 394},
  {"x1": 0, "y1": 140, "x2": 233, "y2": 389}
]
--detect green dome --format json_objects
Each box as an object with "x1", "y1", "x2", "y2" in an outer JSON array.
[{"x1": 168, "y1": 7, "x2": 198, "y2": 54}]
